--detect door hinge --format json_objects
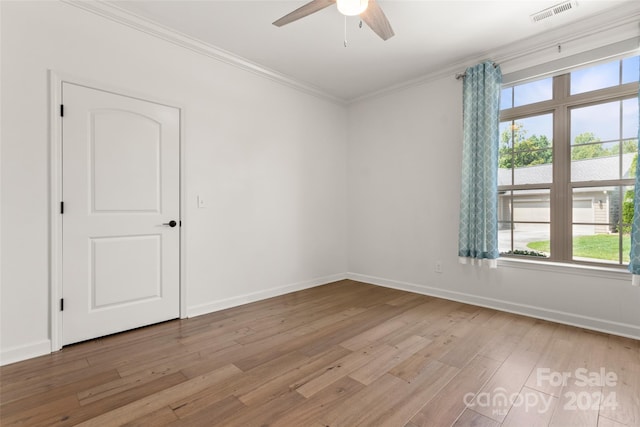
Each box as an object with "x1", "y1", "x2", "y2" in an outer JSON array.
[
  {"x1": 60, "y1": 104, "x2": 64, "y2": 117},
  {"x1": 60, "y1": 298, "x2": 64, "y2": 311},
  {"x1": 60, "y1": 201, "x2": 64, "y2": 214}
]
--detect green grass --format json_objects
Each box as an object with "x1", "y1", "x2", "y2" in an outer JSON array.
[{"x1": 527, "y1": 234, "x2": 630, "y2": 262}]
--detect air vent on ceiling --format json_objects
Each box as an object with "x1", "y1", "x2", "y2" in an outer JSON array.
[{"x1": 531, "y1": 1, "x2": 578, "y2": 23}]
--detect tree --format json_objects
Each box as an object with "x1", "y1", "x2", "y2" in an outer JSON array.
[
  {"x1": 571, "y1": 134, "x2": 637, "y2": 160},
  {"x1": 631, "y1": 153, "x2": 638, "y2": 177},
  {"x1": 622, "y1": 151, "x2": 638, "y2": 232},
  {"x1": 499, "y1": 123, "x2": 552, "y2": 168},
  {"x1": 621, "y1": 139, "x2": 637, "y2": 154},
  {"x1": 571, "y1": 132, "x2": 604, "y2": 160}
]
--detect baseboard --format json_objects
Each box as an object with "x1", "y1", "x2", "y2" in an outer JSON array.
[
  {"x1": 187, "y1": 273, "x2": 348, "y2": 318},
  {"x1": 6, "y1": 272, "x2": 632, "y2": 366},
  {"x1": 347, "y1": 272, "x2": 640, "y2": 340},
  {"x1": 0, "y1": 340, "x2": 52, "y2": 367},
  {"x1": 0, "y1": 274, "x2": 346, "y2": 366}
]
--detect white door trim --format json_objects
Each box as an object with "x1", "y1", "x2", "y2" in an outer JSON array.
[{"x1": 49, "y1": 71, "x2": 187, "y2": 352}]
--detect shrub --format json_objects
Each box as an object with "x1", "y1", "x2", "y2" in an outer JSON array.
[
  {"x1": 500, "y1": 249, "x2": 548, "y2": 257},
  {"x1": 622, "y1": 188, "x2": 635, "y2": 233}
]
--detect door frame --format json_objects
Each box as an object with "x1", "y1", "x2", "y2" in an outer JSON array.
[{"x1": 49, "y1": 71, "x2": 187, "y2": 352}]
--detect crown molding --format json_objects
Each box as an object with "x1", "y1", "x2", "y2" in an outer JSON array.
[
  {"x1": 60, "y1": 0, "x2": 639, "y2": 106},
  {"x1": 350, "y1": 2, "x2": 640, "y2": 104},
  {"x1": 488, "y1": 6, "x2": 640, "y2": 74},
  {"x1": 60, "y1": 0, "x2": 347, "y2": 105}
]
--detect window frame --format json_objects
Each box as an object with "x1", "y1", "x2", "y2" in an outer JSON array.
[{"x1": 499, "y1": 64, "x2": 639, "y2": 268}]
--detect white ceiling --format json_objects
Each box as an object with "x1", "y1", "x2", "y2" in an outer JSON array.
[{"x1": 107, "y1": 0, "x2": 637, "y2": 101}]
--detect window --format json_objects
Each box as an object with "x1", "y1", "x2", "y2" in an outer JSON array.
[{"x1": 499, "y1": 55, "x2": 639, "y2": 266}]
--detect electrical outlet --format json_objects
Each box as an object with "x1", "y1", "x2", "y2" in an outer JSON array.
[{"x1": 435, "y1": 261, "x2": 443, "y2": 273}]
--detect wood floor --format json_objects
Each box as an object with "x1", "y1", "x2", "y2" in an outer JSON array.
[{"x1": 1, "y1": 280, "x2": 638, "y2": 426}]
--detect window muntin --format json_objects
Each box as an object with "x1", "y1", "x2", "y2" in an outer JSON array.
[{"x1": 499, "y1": 55, "x2": 639, "y2": 266}]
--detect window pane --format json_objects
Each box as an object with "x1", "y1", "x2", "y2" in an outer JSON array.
[
  {"x1": 498, "y1": 190, "x2": 513, "y2": 255},
  {"x1": 512, "y1": 189, "x2": 550, "y2": 222},
  {"x1": 498, "y1": 191, "x2": 512, "y2": 223},
  {"x1": 499, "y1": 121, "x2": 514, "y2": 147},
  {"x1": 570, "y1": 60, "x2": 620, "y2": 95},
  {"x1": 572, "y1": 226, "x2": 629, "y2": 264},
  {"x1": 572, "y1": 185, "x2": 632, "y2": 265},
  {"x1": 513, "y1": 150, "x2": 553, "y2": 184},
  {"x1": 499, "y1": 114, "x2": 553, "y2": 185},
  {"x1": 570, "y1": 100, "x2": 635, "y2": 182},
  {"x1": 498, "y1": 190, "x2": 550, "y2": 258},
  {"x1": 500, "y1": 87, "x2": 513, "y2": 110},
  {"x1": 518, "y1": 114, "x2": 554, "y2": 146},
  {"x1": 571, "y1": 141, "x2": 617, "y2": 160},
  {"x1": 571, "y1": 142, "x2": 622, "y2": 182},
  {"x1": 515, "y1": 224, "x2": 550, "y2": 257},
  {"x1": 622, "y1": 97, "x2": 639, "y2": 139},
  {"x1": 571, "y1": 101, "x2": 620, "y2": 142},
  {"x1": 622, "y1": 185, "x2": 635, "y2": 232},
  {"x1": 620, "y1": 138, "x2": 638, "y2": 154},
  {"x1": 498, "y1": 226, "x2": 512, "y2": 255},
  {"x1": 622, "y1": 56, "x2": 639, "y2": 84},
  {"x1": 498, "y1": 121, "x2": 514, "y2": 185},
  {"x1": 573, "y1": 186, "x2": 618, "y2": 225},
  {"x1": 498, "y1": 162, "x2": 512, "y2": 186},
  {"x1": 513, "y1": 78, "x2": 552, "y2": 107},
  {"x1": 499, "y1": 225, "x2": 552, "y2": 257}
]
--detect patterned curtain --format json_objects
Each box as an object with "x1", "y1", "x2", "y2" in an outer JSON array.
[
  {"x1": 628, "y1": 86, "x2": 640, "y2": 286},
  {"x1": 458, "y1": 61, "x2": 502, "y2": 268}
]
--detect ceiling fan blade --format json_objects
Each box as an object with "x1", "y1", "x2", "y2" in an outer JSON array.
[
  {"x1": 273, "y1": 0, "x2": 335, "y2": 27},
  {"x1": 360, "y1": 0, "x2": 394, "y2": 41}
]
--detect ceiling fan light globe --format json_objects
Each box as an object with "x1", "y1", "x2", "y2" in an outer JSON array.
[{"x1": 337, "y1": 0, "x2": 369, "y2": 16}]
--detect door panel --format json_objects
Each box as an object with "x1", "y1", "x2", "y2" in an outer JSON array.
[
  {"x1": 90, "y1": 235, "x2": 162, "y2": 308},
  {"x1": 92, "y1": 110, "x2": 161, "y2": 212},
  {"x1": 62, "y1": 82, "x2": 180, "y2": 346}
]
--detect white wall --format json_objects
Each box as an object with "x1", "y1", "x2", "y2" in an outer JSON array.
[
  {"x1": 2, "y1": 1, "x2": 638, "y2": 366},
  {"x1": 347, "y1": 73, "x2": 640, "y2": 339},
  {"x1": 0, "y1": 1, "x2": 348, "y2": 364}
]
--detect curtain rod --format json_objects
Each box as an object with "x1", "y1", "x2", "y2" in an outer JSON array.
[{"x1": 455, "y1": 62, "x2": 499, "y2": 80}]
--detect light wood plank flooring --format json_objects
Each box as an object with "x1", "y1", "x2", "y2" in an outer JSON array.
[{"x1": 1, "y1": 280, "x2": 638, "y2": 426}]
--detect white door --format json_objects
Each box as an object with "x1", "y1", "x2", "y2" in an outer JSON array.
[{"x1": 61, "y1": 82, "x2": 180, "y2": 345}]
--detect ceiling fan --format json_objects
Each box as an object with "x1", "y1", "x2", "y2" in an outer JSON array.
[{"x1": 272, "y1": 0, "x2": 394, "y2": 41}]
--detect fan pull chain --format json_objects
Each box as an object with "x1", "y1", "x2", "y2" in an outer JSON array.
[{"x1": 344, "y1": 16, "x2": 347, "y2": 47}]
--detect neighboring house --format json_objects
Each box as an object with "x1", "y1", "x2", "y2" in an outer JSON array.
[{"x1": 498, "y1": 153, "x2": 636, "y2": 234}]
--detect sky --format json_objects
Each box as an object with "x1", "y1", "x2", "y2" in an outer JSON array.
[{"x1": 500, "y1": 55, "x2": 639, "y2": 145}]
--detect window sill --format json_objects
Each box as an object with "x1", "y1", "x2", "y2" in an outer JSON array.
[{"x1": 497, "y1": 257, "x2": 631, "y2": 282}]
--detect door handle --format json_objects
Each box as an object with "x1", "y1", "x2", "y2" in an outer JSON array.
[{"x1": 163, "y1": 220, "x2": 178, "y2": 228}]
